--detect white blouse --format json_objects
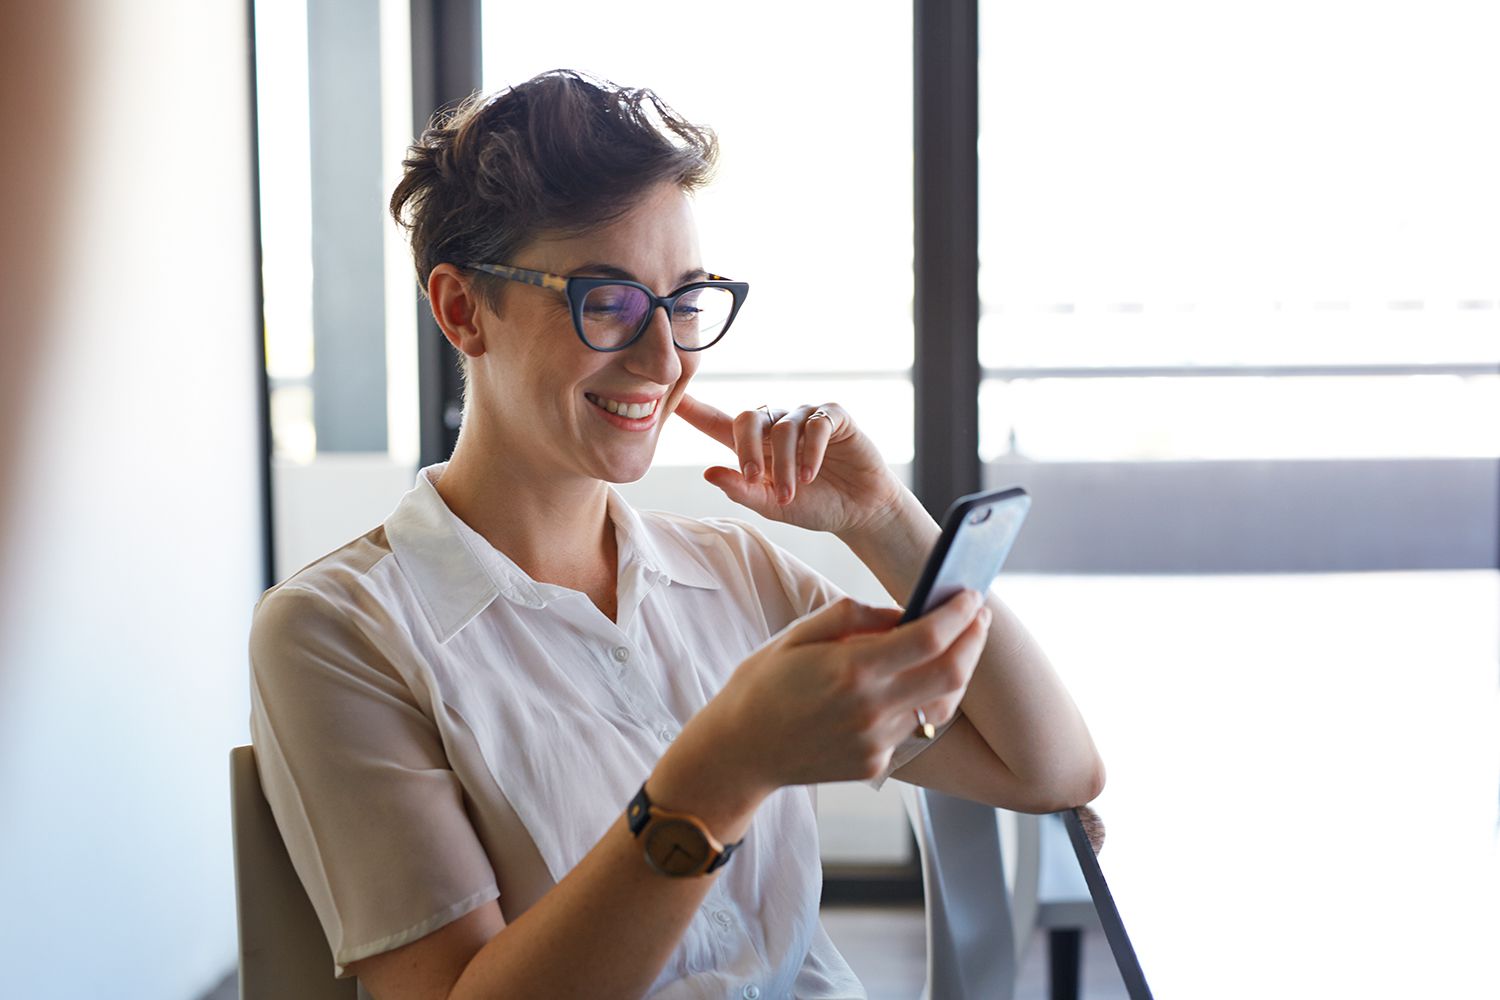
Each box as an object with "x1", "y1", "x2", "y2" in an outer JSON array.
[{"x1": 249, "y1": 464, "x2": 941, "y2": 998}]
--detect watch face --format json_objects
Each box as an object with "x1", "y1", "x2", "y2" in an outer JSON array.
[{"x1": 644, "y1": 818, "x2": 712, "y2": 877}]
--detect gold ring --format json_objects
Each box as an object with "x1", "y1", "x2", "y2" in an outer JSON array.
[
  {"x1": 756, "y1": 405, "x2": 772, "y2": 418},
  {"x1": 913, "y1": 707, "x2": 935, "y2": 740}
]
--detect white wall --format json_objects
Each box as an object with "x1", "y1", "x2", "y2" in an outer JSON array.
[
  {"x1": 273, "y1": 455, "x2": 416, "y2": 579},
  {"x1": 0, "y1": 2, "x2": 263, "y2": 997}
]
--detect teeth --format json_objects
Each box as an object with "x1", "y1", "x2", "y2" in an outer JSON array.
[{"x1": 589, "y1": 394, "x2": 658, "y2": 420}]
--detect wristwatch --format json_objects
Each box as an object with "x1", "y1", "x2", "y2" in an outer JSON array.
[{"x1": 627, "y1": 783, "x2": 743, "y2": 877}]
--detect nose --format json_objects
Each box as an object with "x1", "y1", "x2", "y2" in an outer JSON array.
[{"x1": 624, "y1": 303, "x2": 683, "y2": 384}]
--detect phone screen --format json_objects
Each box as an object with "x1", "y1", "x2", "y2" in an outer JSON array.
[{"x1": 899, "y1": 488, "x2": 1031, "y2": 623}]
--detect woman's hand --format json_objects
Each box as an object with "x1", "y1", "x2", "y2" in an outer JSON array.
[
  {"x1": 699, "y1": 591, "x2": 992, "y2": 791},
  {"x1": 673, "y1": 394, "x2": 906, "y2": 537}
]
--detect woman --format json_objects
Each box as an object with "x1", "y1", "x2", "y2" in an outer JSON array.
[{"x1": 249, "y1": 69, "x2": 1104, "y2": 1000}]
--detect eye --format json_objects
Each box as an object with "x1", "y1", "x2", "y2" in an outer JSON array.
[
  {"x1": 583, "y1": 288, "x2": 632, "y2": 314},
  {"x1": 672, "y1": 290, "x2": 705, "y2": 319}
]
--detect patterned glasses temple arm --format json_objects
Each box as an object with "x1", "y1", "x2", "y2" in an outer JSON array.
[
  {"x1": 468, "y1": 262, "x2": 739, "y2": 290},
  {"x1": 465, "y1": 263, "x2": 568, "y2": 292}
]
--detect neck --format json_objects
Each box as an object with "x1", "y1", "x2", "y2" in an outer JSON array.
[{"x1": 434, "y1": 424, "x2": 616, "y2": 592}]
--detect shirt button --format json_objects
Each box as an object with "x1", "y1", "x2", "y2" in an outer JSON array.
[
  {"x1": 612, "y1": 645, "x2": 629, "y2": 663},
  {"x1": 659, "y1": 727, "x2": 677, "y2": 742},
  {"x1": 714, "y1": 909, "x2": 733, "y2": 927},
  {"x1": 742, "y1": 986, "x2": 760, "y2": 1000}
]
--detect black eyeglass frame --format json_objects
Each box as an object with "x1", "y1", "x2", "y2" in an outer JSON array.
[{"x1": 464, "y1": 262, "x2": 750, "y2": 353}]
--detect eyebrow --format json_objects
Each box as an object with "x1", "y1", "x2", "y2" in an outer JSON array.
[{"x1": 566, "y1": 262, "x2": 711, "y2": 286}]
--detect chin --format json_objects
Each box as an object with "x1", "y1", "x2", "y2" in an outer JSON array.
[{"x1": 596, "y1": 449, "x2": 657, "y2": 485}]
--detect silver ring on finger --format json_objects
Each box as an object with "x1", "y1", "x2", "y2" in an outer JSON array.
[{"x1": 806, "y1": 408, "x2": 832, "y2": 424}]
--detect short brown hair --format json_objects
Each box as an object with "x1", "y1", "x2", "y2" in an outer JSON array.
[{"x1": 390, "y1": 69, "x2": 719, "y2": 310}]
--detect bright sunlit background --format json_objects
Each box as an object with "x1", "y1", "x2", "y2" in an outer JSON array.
[
  {"x1": 249, "y1": 0, "x2": 1500, "y2": 864},
  {"x1": 5, "y1": 2, "x2": 1496, "y2": 999},
  {"x1": 245, "y1": 0, "x2": 1500, "y2": 996},
  {"x1": 978, "y1": 0, "x2": 1500, "y2": 465}
]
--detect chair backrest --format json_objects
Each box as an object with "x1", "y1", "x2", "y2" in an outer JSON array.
[
  {"x1": 1033, "y1": 812, "x2": 1099, "y2": 930},
  {"x1": 902, "y1": 786, "x2": 1020, "y2": 1000},
  {"x1": 230, "y1": 745, "x2": 358, "y2": 1000},
  {"x1": 902, "y1": 786, "x2": 1101, "y2": 1000}
]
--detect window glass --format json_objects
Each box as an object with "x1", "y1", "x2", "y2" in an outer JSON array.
[
  {"x1": 979, "y1": 0, "x2": 1500, "y2": 461},
  {"x1": 255, "y1": 0, "x2": 420, "y2": 578},
  {"x1": 980, "y1": 374, "x2": 1500, "y2": 462},
  {"x1": 256, "y1": 0, "x2": 417, "y2": 467},
  {"x1": 255, "y1": 0, "x2": 316, "y2": 462},
  {"x1": 481, "y1": 0, "x2": 914, "y2": 464}
]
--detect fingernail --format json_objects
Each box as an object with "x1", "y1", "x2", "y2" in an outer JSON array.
[
  {"x1": 743, "y1": 462, "x2": 759, "y2": 481},
  {"x1": 800, "y1": 465, "x2": 813, "y2": 483},
  {"x1": 779, "y1": 485, "x2": 793, "y2": 503},
  {"x1": 980, "y1": 608, "x2": 993, "y2": 627}
]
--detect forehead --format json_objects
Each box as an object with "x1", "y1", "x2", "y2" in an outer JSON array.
[{"x1": 526, "y1": 182, "x2": 701, "y2": 278}]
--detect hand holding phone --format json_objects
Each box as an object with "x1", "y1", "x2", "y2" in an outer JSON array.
[{"x1": 900, "y1": 487, "x2": 1031, "y2": 737}]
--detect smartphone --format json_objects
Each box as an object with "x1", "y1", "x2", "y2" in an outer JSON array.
[{"x1": 899, "y1": 487, "x2": 1031, "y2": 624}]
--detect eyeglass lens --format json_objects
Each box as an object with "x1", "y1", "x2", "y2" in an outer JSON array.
[{"x1": 579, "y1": 284, "x2": 735, "y2": 350}]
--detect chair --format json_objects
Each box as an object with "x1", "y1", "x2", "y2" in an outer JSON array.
[
  {"x1": 230, "y1": 745, "x2": 361, "y2": 1000},
  {"x1": 902, "y1": 785, "x2": 1100, "y2": 1000}
]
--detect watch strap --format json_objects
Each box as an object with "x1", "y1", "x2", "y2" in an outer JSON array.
[
  {"x1": 627, "y1": 783, "x2": 653, "y2": 835},
  {"x1": 627, "y1": 783, "x2": 743, "y2": 874},
  {"x1": 705, "y1": 835, "x2": 739, "y2": 873}
]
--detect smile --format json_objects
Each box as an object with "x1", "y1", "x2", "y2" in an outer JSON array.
[
  {"x1": 585, "y1": 392, "x2": 661, "y2": 422},
  {"x1": 582, "y1": 392, "x2": 660, "y2": 419}
]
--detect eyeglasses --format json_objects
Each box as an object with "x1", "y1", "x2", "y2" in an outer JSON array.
[{"x1": 465, "y1": 262, "x2": 750, "y2": 352}]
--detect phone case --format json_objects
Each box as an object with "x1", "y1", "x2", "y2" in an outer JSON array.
[{"x1": 899, "y1": 487, "x2": 1031, "y2": 623}]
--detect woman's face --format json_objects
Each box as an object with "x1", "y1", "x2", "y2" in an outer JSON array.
[{"x1": 466, "y1": 180, "x2": 708, "y2": 485}]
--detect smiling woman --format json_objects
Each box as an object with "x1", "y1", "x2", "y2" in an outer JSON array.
[
  {"x1": 247, "y1": 69, "x2": 1102, "y2": 1000},
  {"x1": 424, "y1": 178, "x2": 722, "y2": 494}
]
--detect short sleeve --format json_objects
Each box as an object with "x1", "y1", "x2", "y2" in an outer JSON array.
[
  {"x1": 248, "y1": 585, "x2": 499, "y2": 977},
  {"x1": 701, "y1": 516, "x2": 849, "y2": 625}
]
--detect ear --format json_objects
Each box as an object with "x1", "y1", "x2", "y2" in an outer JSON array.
[{"x1": 427, "y1": 264, "x2": 488, "y2": 358}]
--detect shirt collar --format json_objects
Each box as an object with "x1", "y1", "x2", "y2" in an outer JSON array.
[
  {"x1": 385, "y1": 464, "x2": 720, "y2": 642},
  {"x1": 605, "y1": 487, "x2": 723, "y2": 593}
]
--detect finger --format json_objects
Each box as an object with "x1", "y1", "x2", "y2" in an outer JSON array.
[
  {"x1": 702, "y1": 464, "x2": 781, "y2": 514},
  {"x1": 798, "y1": 404, "x2": 840, "y2": 483},
  {"x1": 885, "y1": 606, "x2": 991, "y2": 713},
  {"x1": 731, "y1": 406, "x2": 778, "y2": 482},
  {"x1": 672, "y1": 393, "x2": 737, "y2": 451},
  {"x1": 880, "y1": 589, "x2": 986, "y2": 672},
  {"x1": 785, "y1": 597, "x2": 903, "y2": 646},
  {"x1": 769, "y1": 411, "x2": 803, "y2": 504}
]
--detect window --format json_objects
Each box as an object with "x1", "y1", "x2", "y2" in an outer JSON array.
[
  {"x1": 978, "y1": 0, "x2": 1500, "y2": 571},
  {"x1": 254, "y1": 0, "x2": 420, "y2": 577}
]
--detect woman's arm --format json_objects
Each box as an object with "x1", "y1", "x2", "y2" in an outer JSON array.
[
  {"x1": 836, "y1": 489, "x2": 1107, "y2": 813},
  {"x1": 672, "y1": 394, "x2": 1105, "y2": 815},
  {"x1": 353, "y1": 704, "x2": 766, "y2": 1000}
]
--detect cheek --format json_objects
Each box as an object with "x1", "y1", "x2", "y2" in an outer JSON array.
[
  {"x1": 676, "y1": 352, "x2": 702, "y2": 387},
  {"x1": 530, "y1": 346, "x2": 607, "y2": 402},
  {"x1": 663, "y1": 357, "x2": 701, "y2": 414}
]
